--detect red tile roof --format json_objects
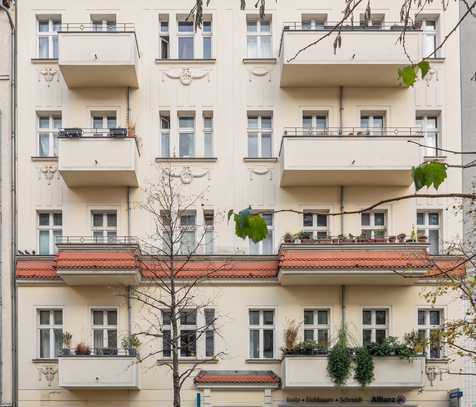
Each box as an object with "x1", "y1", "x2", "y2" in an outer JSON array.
[
  {"x1": 141, "y1": 260, "x2": 278, "y2": 279},
  {"x1": 16, "y1": 260, "x2": 58, "y2": 280},
  {"x1": 56, "y1": 251, "x2": 137, "y2": 270},
  {"x1": 194, "y1": 370, "x2": 280, "y2": 385},
  {"x1": 279, "y1": 249, "x2": 432, "y2": 270}
]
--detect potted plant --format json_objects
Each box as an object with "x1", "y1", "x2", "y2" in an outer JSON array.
[
  {"x1": 283, "y1": 232, "x2": 293, "y2": 243},
  {"x1": 62, "y1": 331, "x2": 72, "y2": 356},
  {"x1": 294, "y1": 231, "x2": 309, "y2": 243},
  {"x1": 388, "y1": 235, "x2": 396, "y2": 243},
  {"x1": 397, "y1": 233, "x2": 406, "y2": 243},
  {"x1": 122, "y1": 335, "x2": 141, "y2": 357},
  {"x1": 418, "y1": 234, "x2": 428, "y2": 243},
  {"x1": 75, "y1": 342, "x2": 91, "y2": 356}
]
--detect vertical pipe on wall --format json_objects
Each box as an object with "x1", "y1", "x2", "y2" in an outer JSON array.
[
  {"x1": 340, "y1": 285, "x2": 346, "y2": 330},
  {"x1": 338, "y1": 86, "x2": 345, "y2": 236},
  {"x1": 340, "y1": 185, "x2": 344, "y2": 236}
]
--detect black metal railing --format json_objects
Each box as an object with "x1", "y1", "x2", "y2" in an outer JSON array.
[
  {"x1": 282, "y1": 235, "x2": 429, "y2": 245},
  {"x1": 55, "y1": 236, "x2": 138, "y2": 245},
  {"x1": 60, "y1": 347, "x2": 138, "y2": 357},
  {"x1": 283, "y1": 127, "x2": 427, "y2": 138},
  {"x1": 58, "y1": 23, "x2": 135, "y2": 32},
  {"x1": 58, "y1": 127, "x2": 129, "y2": 139},
  {"x1": 282, "y1": 21, "x2": 421, "y2": 32}
]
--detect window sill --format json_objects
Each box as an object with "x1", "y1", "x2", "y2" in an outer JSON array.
[
  {"x1": 245, "y1": 358, "x2": 281, "y2": 364},
  {"x1": 32, "y1": 358, "x2": 58, "y2": 364},
  {"x1": 155, "y1": 157, "x2": 218, "y2": 163},
  {"x1": 31, "y1": 156, "x2": 58, "y2": 162},
  {"x1": 158, "y1": 358, "x2": 219, "y2": 365},
  {"x1": 155, "y1": 58, "x2": 216, "y2": 65},
  {"x1": 426, "y1": 57, "x2": 445, "y2": 63},
  {"x1": 243, "y1": 58, "x2": 277, "y2": 64},
  {"x1": 426, "y1": 357, "x2": 449, "y2": 364},
  {"x1": 423, "y1": 155, "x2": 447, "y2": 162},
  {"x1": 31, "y1": 58, "x2": 58, "y2": 64},
  {"x1": 243, "y1": 157, "x2": 278, "y2": 163}
]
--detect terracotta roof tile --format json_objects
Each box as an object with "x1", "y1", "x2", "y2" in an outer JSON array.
[
  {"x1": 194, "y1": 370, "x2": 280, "y2": 385},
  {"x1": 16, "y1": 260, "x2": 58, "y2": 280},
  {"x1": 427, "y1": 257, "x2": 466, "y2": 278},
  {"x1": 279, "y1": 249, "x2": 432, "y2": 270},
  {"x1": 56, "y1": 251, "x2": 137, "y2": 270}
]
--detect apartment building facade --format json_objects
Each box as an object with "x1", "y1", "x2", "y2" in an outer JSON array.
[{"x1": 14, "y1": 0, "x2": 468, "y2": 407}]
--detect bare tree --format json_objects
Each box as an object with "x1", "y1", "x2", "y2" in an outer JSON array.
[{"x1": 128, "y1": 170, "x2": 226, "y2": 407}]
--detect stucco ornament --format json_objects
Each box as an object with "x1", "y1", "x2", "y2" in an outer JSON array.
[
  {"x1": 38, "y1": 366, "x2": 58, "y2": 387},
  {"x1": 249, "y1": 167, "x2": 273, "y2": 180},
  {"x1": 424, "y1": 69, "x2": 439, "y2": 85},
  {"x1": 39, "y1": 67, "x2": 59, "y2": 85},
  {"x1": 163, "y1": 68, "x2": 210, "y2": 86},
  {"x1": 248, "y1": 68, "x2": 272, "y2": 82},
  {"x1": 164, "y1": 166, "x2": 210, "y2": 184},
  {"x1": 38, "y1": 165, "x2": 58, "y2": 185}
]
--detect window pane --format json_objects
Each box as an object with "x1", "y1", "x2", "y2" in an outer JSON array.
[
  {"x1": 181, "y1": 310, "x2": 197, "y2": 325},
  {"x1": 53, "y1": 213, "x2": 62, "y2": 226},
  {"x1": 248, "y1": 133, "x2": 258, "y2": 157},
  {"x1": 39, "y1": 21, "x2": 49, "y2": 32},
  {"x1": 375, "y1": 310, "x2": 386, "y2": 325},
  {"x1": 52, "y1": 37, "x2": 58, "y2": 59},
  {"x1": 304, "y1": 329, "x2": 314, "y2": 341},
  {"x1": 361, "y1": 213, "x2": 370, "y2": 226},
  {"x1": 107, "y1": 213, "x2": 117, "y2": 227},
  {"x1": 303, "y1": 116, "x2": 312, "y2": 128},
  {"x1": 260, "y1": 36, "x2": 272, "y2": 57},
  {"x1": 93, "y1": 311, "x2": 103, "y2": 325},
  {"x1": 261, "y1": 117, "x2": 272, "y2": 129},
  {"x1": 39, "y1": 230, "x2": 50, "y2": 255},
  {"x1": 178, "y1": 21, "x2": 194, "y2": 32},
  {"x1": 363, "y1": 329, "x2": 372, "y2": 346},
  {"x1": 40, "y1": 310, "x2": 50, "y2": 325},
  {"x1": 179, "y1": 133, "x2": 194, "y2": 157},
  {"x1": 178, "y1": 37, "x2": 194, "y2": 59},
  {"x1": 247, "y1": 36, "x2": 258, "y2": 58},
  {"x1": 248, "y1": 116, "x2": 258, "y2": 129},
  {"x1": 39, "y1": 213, "x2": 50, "y2": 226},
  {"x1": 54, "y1": 329, "x2": 63, "y2": 356},
  {"x1": 93, "y1": 329, "x2": 104, "y2": 350},
  {"x1": 249, "y1": 329, "x2": 260, "y2": 358},
  {"x1": 304, "y1": 310, "x2": 314, "y2": 325},
  {"x1": 107, "y1": 116, "x2": 116, "y2": 129},
  {"x1": 162, "y1": 310, "x2": 171, "y2": 325},
  {"x1": 318, "y1": 310, "x2": 328, "y2": 325},
  {"x1": 39, "y1": 133, "x2": 50, "y2": 156},
  {"x1": 107, "y1": 329, "x2": 117, "y2": 349},
  {"x1": 261, "y1": 133, "x2": 272, "y2": 157},
  {"x1": 263, "y1": 310, "x2": 274, "y2": 325},
  {"x1": 262, "y1": 213, "x2": 273, "y2": 226},
  {"x1": 203, "y1": 37, "x2": 212, "y2": 59},
  {"x1": 429, "y1": 329, "x2": 441, "y2": 358},
  {"x1": 303, "y1": 213, "x2": 313, "y2": 227},
  {"x1": 39, "y1": 117, "x2": 50, "y2": 128},
  {"x1": 262, "y1": 232, "x2": 273, "y2": 254},
  {"x1": 429, "y1": 230, "x2": 440, "y2": 255},
  {"x1": 203, "y1": 21, "x2": 212, "y2": 33},
  {"x1": 40, "y1": 329, "x2": 50, "y2": 358},
  {"x1": 418, "y1": 310, "x2": 426, "y2": 325},
  {"x1": 39, "y1": 37, "x2": 49, "y2": 58},
  {"x1": 417, "y1": 212, "x2": 425, "y2": 225},
  {"x1": 374, "y1": 213, "x2": 385, "y2": 226},
  {"x1": 93, "y1": 213, "x2": 103, "y2": 227},
  {"x1": 429, "y1": 213, "x2": 439, "y2": 225},
  {"x1": 247, "y1": 21, "x2": 257, "y2": 33},
  {"x1": 107, "y1": 310, "x2": 117, "y2": 325},
  {"x1": 205, "y1": 309, "x2": 215, "y2": 326},
  {"x1": 375, "y1": 329, "x2": 386, "y2": 344},
  {"x1": 317, "y1": 214, "x2": 327, "y2": 227},
  {"x1": 249, "y1": 310, "x2": 260, "y2": 325},
  {"x1": 163, "y1": 330, "x2": 171, "y2": 357},
  {"x1": 205, "y1": 330, "x2": 214, "y2": 357},
  {"x1": 54, "y1": 310, "x2": 63, "y2": 325},
  {"x1": 161, "y1": 132, "x2": 170, "y2": 157},
  {"x1": 318, "y1": 329, "x2": 329, "y2": 349},
  {"x1": 263, "y1": 329, "x2": 274, "y2": 358},
  {"x1": 430, "y1": 310, "x2": 440, "y2": 325},
  {"x1": 362, "y1": 310, "x2": 372, "y2": 325},
  {"x1": 181, "y1": 330, "x2": 197, "y2": 357}
]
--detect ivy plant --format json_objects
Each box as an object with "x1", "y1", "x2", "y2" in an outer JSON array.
[
  {"x1": 327, "y1": 329, "x2": 352, "y2": 386},
  {"x1": 354, "y1": 346, "x2": 374, "y2": 387}
]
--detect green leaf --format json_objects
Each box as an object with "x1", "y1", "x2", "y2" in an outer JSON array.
[
  {"x1": 398, "y1": 66, "x2": 417, "y2": 87},
  {"x1": 231, "y1": 208, "x2": 269, "y2": 243},
  {"x1": 418, "y1": 60, "x2": 431, "y2": 79},
  {"x1": 412, "y1": 162, "x2": 447, "y2": 191}
]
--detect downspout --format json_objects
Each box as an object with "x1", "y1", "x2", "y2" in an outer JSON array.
[
  {"x1": 338, "y1": 86, "x2": 345, "y2": 236},
  {"x1": 340, "y1": 285, "x2": 346, "y2": 330},
  {"x1": 0, "y1": 109, "x2": 3, "y2": 404},
  {"x1": 0, "y1": 3, "x2": 17, "y2": 406},
  {"x1": 126, "y1": 86, "x2": 132, "y2": 338}
]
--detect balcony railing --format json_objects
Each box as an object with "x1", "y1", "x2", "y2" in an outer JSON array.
[
  {"x1": 58, "y1": 127, "x2": 131, "y2": 139},
  {"x1": 58, "y1": 23, "x2": 136, "y2": 33},
  {"x1": 282, "y1": 21, "x2": 421, "y2": 32},
  {"x1": 60, "y1": 347, "x2": 138, "y2": 357},
  {"x1": 282, "y1": 235, "x2": 429, "y2": 245},
  {"x1": 56, "y1": 236, "x2": 139, "y2": 245},
  {"x1": 283, "y1": 127, "x2": 426, "y2": 138}
]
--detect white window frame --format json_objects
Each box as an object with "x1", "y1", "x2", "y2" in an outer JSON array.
[
  {"x1": 303, "y1": 308, "x2": 331, "y2": 348},
  {"x1": 159, "y1": 15, "x2": 170, "y2": 59},
  {"x1": 249, "y1": 212, "x2": 273, "y2": 255},
  {"x1": 91, "y1": 111, "x2": 118, "y2": 131},
  {"x1": 360, "y1": 112, "x2": 385, "y2": 135},
  {"x1": 362, "y1": 308, "x2": 389, "y2": 345},
  {"x1": 37, "y1": 16, "x2": 61, "y2": 59},
  {"x1": 361, "y1": 211, "x2": 387, "y2": 239},
  {"x1": 417, "y1": 211, "x2": 441, "y2": 254},
  {"x1": 90, "y1": 14, "x2": 117, "y2": 31},
  {"x1": 160, "y1": 112, "x2": 171, "y2": 157},
  {"x1": 91, "y1": 211, "x2": 118, "y2": 242},
  {"x1": 177, "y1": 17, "x2": 195, "y2": 59},
  {"x1": 419, "y1": 18, "x2": 439, "y2": 57},
  {"x1": 178, "y1": 114, "x2": 196, "y2": 158},
  {"x1": 416, "y1": 114, "x2": 440, "y2": 157},
  {"x1": 302, "y1": 212, "x2": 329, "y2": 240},
  {"x1": 301, "y1": 14, "x2": 327, "y2": 30},
  {"x1": 247, "y1": 113, "x2": 273, "y2": 158},
  {"x1": 248, "y1": 308, "x2": 275, "y2": 359},
  {"x1": 37, "y1": 112, "x2": 61, "y2": 157},
  {"x1": 37, "y1": 308, "x2": 63, "y2": 359},
  {"x1": 202, "y1": 18, "x2": 213, "y2": 59},
  {"x1": 38, "y1": 211, "x2": 62, "y2": 255},
  {"x1": 203, "y1": 210, "x2": 214, "y2": 255},
  {"x1": 246, "y1": 16, "x2": 272, "y2": 58},
  {"x1": 91, "y1": 308, "x2": 118, "y2": 354},
  {"x1": 179, "y1": 211, "x2": 197, "y2": 254},
  {"x1": 302, "y1": 112, "x2": 328, "y2": 135},
  {"x1": 203, "y1": 113, "x2": 214, "y2": 157},
  {"x1": 418, "y1": 308, "x2": 444, "y2": 359}
]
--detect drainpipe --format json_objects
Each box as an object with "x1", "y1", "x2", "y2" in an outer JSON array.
[
  {"x1": 0, "y1": 2, "x2": 17, "y2": 407},
  {"x1": 126, "y1": 87, "x2": 132, "y2": 338},
  {"x1": 339, "y1": 186, "x2": 345, "y2": 236},
  {"x1": 340, "y1": 285, "x2": 346, "y2": 330},
  {"x1": 338, "y1": 87, "x2": 345, "y2": 235}
]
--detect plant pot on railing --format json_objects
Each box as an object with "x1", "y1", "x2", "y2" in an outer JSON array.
[
  {"x1": 397, "y1": 233, "x2": 406, "y2": 243},
  {"x1": 388, "y1": 236, "x2": 396, "y2": 243},
  {"x1": 418, "y1": 235, "x2": 428, "y2": 243},
  {"x1": 62, "y1": 348, "x2": 71, "y2": 356},
  {"x1": 75, "y1": 343, "x2": 91, "y2": 356}
]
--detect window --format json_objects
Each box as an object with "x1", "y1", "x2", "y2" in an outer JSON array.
[
  {"x1": 303, "y1": 112, "x2": 328, "y2": 135},
  {"x1": 301, "y1": 14, "x2": 327, "y2": 30},
  {"x1": 178, "y1": 19, "x2": 194, "y2": 59},
  {"x1": 38, "y1": 212, "x2": 62, "y2": 255},
  {"x1": 361, "y1": 211, "x2": 386, "y2": 238},
  {"x1": 180, "y1": 211, "x2": 196, "y2": 254},
  {"x1": 38, "y1": 309, "x2": 63, "y2": 358},
  {"x1": 417, "y1": 211, "x2": 441, "y2": 254},
  {"x1": 249, "y1": 213, "x2": 273, "y2": 254},
  {"x1": 37, "y1": 16, "x2": 61, "y2": 59},
  {"x1": 361, "y1": 113, "x2": 385, "y2": 135},
  {"x1": 360, "y1": 13, "x2": 385, "y2": 28},
  {"x1": 179, "y1": 115, "x2": 195, "y2": 157},
  {"x1": 418, "y1": 309, "x2": 443, "y2": 358},
  {"x1": 37, "y1": 113, "x2": 61, "y2": 157},
  {"x1": 203, "y1": 113, "x2": 214, "y2": 157},
  {"x1": 204, "y1": 210, "x2": 214, "y2": 255},
  {"x1": 202, "y1": 19, "x2": 213, "y2": 59},
  {"x1": 249, "y1": 309, "x2": 275, "y2": 359},
  {"x1": 91, "y1": 14, "x2": 116, "y2": 31},
  {"x1": 302, "y1": 212, "x2": 328, "y2": 240},
  {"x1": 247, "y1": 113, "x2": 272, "y2": 158},
  {"x1": 417, "y1": 18, "x2": 439, "y2": 57},
  {"x1": 92, "y1": 309, "x2": 117, "y2": 354},
  {"x1": 416, "y1": 115, "x2": 439, "y2": 157},
  {"x1": 247, "y1": 16, "x2": 272, "y2": 58},
  {"x1": 92, "y1": 112, "x2": 117, "y2": 130},
  {"x1": 362, "y1": 309, "x2": 388, "y2": 345},
  {"x1": 204, "y1": 308, "x2": 215, "y2": 357},
  {"x1": 160, "y1": 112, "x2": 171, "y2": 157},
  {"x1": 303, "y1": 309, "x2": 330, "y2": 349},
  {"x1": 159, "y1": 15, "x2": 170, "y2": 59},
  {"x1": 92, "y1": 211, "x2": 117, "y2": 242}
]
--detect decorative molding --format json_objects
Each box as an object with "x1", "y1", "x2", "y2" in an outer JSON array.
[
  {"x1": 249, "y1": 167, "x2": 273, "y2": 181},
  {"x1": 248, "y1": 67, "x2": 272, "y2": 82},
  {"x1": 38, "y1": 67, "x2": 59, "y2": 85},
  {"x1": 38, "y1": 165, "x2": 59, "y2": 184},
  {"x1": 162, "y1": 67, "x2": 210, "y2": 86},
  {"x1": 37, "y1": 366, "x2": 58, "y2": 387},
  {"x1": 164, "y1": 166, "x2": 210, "y2": 184},
  {"x1": 424, "y1": 69, "x2": 439, "y2": 86}
]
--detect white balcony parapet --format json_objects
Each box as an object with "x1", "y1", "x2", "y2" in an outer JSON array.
[{"x1": 282, "y1": 355, "x2": 425, "y2": 389}]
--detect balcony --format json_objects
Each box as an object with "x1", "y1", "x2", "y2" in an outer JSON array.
[
  {"x1": 282, "y1": 355, "x2": 425, "y2": 389},
  {"x1": 58, "y1": 128, "x2": 139, "y2": 187},
  {"x1": 279, "y1": 22, "x2": 422, "y2": 87},
  {"x1": 279, "y1": 127, "x2": 423, "y2": 187},
  {"x1": 58, "y1": 349, "x2": 140, "y2": 389},
  {"x1": 58, "y1": 24, "x2": 139, "y2": 88}
]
